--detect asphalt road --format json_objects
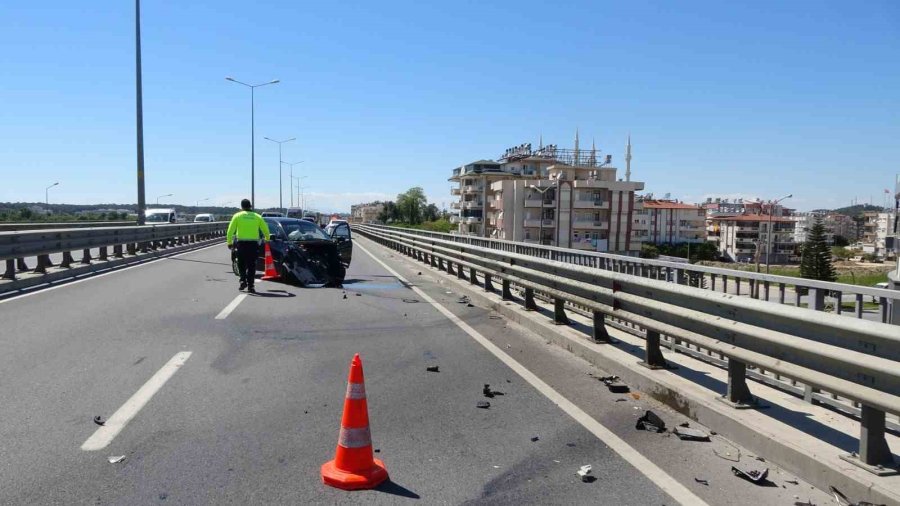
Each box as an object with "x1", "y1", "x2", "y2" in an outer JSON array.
[{"x1": 0, "y1": 240, "x2": 832, "y2": 505}]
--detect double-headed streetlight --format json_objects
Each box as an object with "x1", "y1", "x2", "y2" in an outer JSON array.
[
  {"x1": 765, "y1": 194, "x2": 793, "y2": 274},
  {"x1": 157, "y1": 193, "x2": 173, "y2": 205},
  {"x1": 264, "y1": 137, "x2": 295, "y2": 211},
  {"x1": 283, "y1": 161, "x2": 305, "y2": 207},
  {"x1": 292, "y1": 175, "x2": 308, "y2": 210},
  {"x1": 225, "y1": 77, "x2": 280, "y2": 208},
  {"x1": 45, "y1": 182, "x2": 59, "y2": 207},
  {"x1": 528, "y1": 183, "x2": 557, "y2": 245}
]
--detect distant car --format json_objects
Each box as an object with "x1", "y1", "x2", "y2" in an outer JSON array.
[
  {"x1": 145, "y1": 208, "x2": 177, "y2": 224},
  {"x1": 261, "y1": 211, "x2": 285, "y2": 218},
  {"x1": 874, "y1": 282, "x2": 889, "y2": 289},
  {"x1": 231, "y1": 218, "x2": 352, "y2": 287},
  {"x1": 328, "y1": 219, "x2": 349, "y2": 227},
  {"x1": 301, "y1": 216, "x2": 317, "y2": 224},
  {"x1": 193, "y1": 213, "x2": 215, "y2": 222},
  {"x1": 286, "y1": 207, "x2": 304, "y2": 219}
]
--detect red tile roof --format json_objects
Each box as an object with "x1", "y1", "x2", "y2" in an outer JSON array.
[
  {"x1": 709, "y1": 214, "x2": 794, "y2": 223},
  {"x1": 641, "y1": 199, "x2": 702, "y2": 210}
]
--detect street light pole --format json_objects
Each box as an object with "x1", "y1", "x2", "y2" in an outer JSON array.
[
  {"x1": 264, "y1": 137, "x2": 295, "y2": 211},
  {"x1": 135, "y1": 0, "x2": 146, "y2": 225},
  {"x1": 291, "y1": 175, "x2": 307, "y2": 210},
  {"x1": 196, "y1": 197, "x2": 210, "y2": 208},
  {"x1": 225, "y1": 77, "x2": 280, "y2": 208},
  {"x1": 45, "y1": 182, "x2": 59, "y2": 207},
  {"x1": 156, "y1": 193, "x2": 172, "y2": 205},
  {"x1": 284, "y1": 161, "x2": 304, "y2": 207},
  {"x1": 766, "y1": 194, "x2": 793, "y2": 274}
]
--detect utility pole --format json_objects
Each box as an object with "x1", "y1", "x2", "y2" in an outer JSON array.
[{"x1": 135, "y1": 0, "x2": 146, "y2": 225}]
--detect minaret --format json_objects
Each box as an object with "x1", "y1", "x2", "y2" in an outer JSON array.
[
  {"x1": 539, "y1": 133, "x2": 543, "y2": 150},
  {"x1": 589, "y1": 138, "x2": 597, "y2": 166},
  {"x1": 625, "y1": 134, "x2": 632, "y2": 182},
  {"x1": 574, "y1": 128, "x2": 580, "y2": 165}
]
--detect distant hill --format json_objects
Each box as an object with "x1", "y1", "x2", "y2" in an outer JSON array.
[{"x1": 830, "y1": 204, "x2": 884, "y2": 217}]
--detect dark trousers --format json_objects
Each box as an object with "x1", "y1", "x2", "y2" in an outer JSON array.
[{"x1": 236, "y1": 241, "x2": 259, "y2": 286}]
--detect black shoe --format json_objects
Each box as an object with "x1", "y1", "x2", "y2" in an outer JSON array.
[
  {"x1": 248, "y1": 286, "x2": 256, "y2": 294},
  {"x1": 239, "y1": 282, "x2": 247, "y2": 291}
]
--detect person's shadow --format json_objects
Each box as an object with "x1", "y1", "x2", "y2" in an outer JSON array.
[{"x1": 248, "y1": 290, "x2": 296, "y2": 298}]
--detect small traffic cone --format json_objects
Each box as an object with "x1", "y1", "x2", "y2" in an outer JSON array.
[
  {"x1": 261, "y1": 242, "x2": 280, "y2": 281},
  {"x1": 321, "y1": 354, "x2": 388, "y2": 490}
]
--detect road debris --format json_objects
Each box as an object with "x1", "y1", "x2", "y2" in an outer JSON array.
[
  {"x1": 635, "y1": 410, "x2": 666, "y2": 433},
  {"x1": 694, "y1": 478, "x2": 709, "y2": 486},
  {"x1": 467, "y1": 303, "x2": 474, "y2": 307},
  {"x1": 355, "y1": 293, "x2": 362, "y2": 296},
  {"x1": 597, "y1": 375, "x2": 630, "y2": 394},
  {"x1": 476, "y1": 401, "x2": 491, "y2": 409},
  {"x1": 784, "y1": 479, "x2": 799, "y2": 485},
  {"x1": 630, "y1": 392, "x2": 641, "y2": 400},
  {"x1": 829, "y1": 486, "x2": 885, "y2": 506},
  {"x1": 673, "y1": 426, "x2": 710, "y2": 441},
  {"x1": 615, "y1": 398, "x2": 627, "y2": 402},
  {"x1": 342, "y1": 293, "x2": 347, "y2": 299},
  {"x1": 374, "y1": 448, "x2": 381, "y2": 453},
  {"x1": 566, "y1": 443, "x2": 576, "y2": 447},
  {"x1": 457, "y1": 296, "x2": 470, "y2": 304},
  {"x1": 107, "y1": 455, "x2": 126, "y2": 464},
  {"x1": 576, "y1": 464, "x2": 594, "y2": 483},
  {"x1": 93, "y1": 416, "x2": 105, "y2": 426},
  {"x1": 755, "y1": 456, "x2": 766, "y2": 462},
  {"x1": 417, "y1": 271, "x2": 422, "y2": 275},
  {"x1": 731, "y1": 465, "x2": 769, "y2": 484},
  {"x1": 489, "y1": 315, "x2": 502, "y2": 320},
  {"x1": 402, "y1": 298, "x2": 419, "y2": 304},
  {"x1": 483, "y1": 384, "x2": 505, "y2": 398},
  {"x1": 530, "y1": 436, "x2": 540, "y2": 442},
  {"x1": 426, "y1": 366, "x2": 440, "y2": 373}
]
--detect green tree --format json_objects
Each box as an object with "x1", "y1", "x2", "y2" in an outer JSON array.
[
  {"x1": 832, "y1": 235, "x2": 849, "y2": 247},
  {"x1": 423, "y1": 203, "x2": 439, "y2": 222},
  {"x1": 640, "y1": 243, "x2": 659, "y2": 259},
  {"x1": 396, "y1": 187, "x2": 427, "y2": 225},
  {"x1": 831, "y1": 246, "x2": 852, "y2": 261},
  {"x1": 800, "y1": 216, "x2": 837, "y2": 282},
  {"x1": 377, "y1": 201, "x2": 399, "y2": 223}
]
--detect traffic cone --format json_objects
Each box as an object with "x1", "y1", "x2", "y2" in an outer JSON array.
[
  {"x1": 321, "y1": 354, "x2": 388, "y2": 490},
  {"x1": 261, "y1": 242, "x2": 280, "y2": 281}
]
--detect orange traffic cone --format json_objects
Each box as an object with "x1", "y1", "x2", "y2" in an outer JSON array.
[
  {"x1": 321, "y1": 354, "x2": 388, "y2": 490},
  {"x1": 261, "y1": 242, "x2": 280, "y2": 281}
]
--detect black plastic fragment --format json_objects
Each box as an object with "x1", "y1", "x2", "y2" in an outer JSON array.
[
  {"x1": 635, "y1": 410, "x2": 666, "y2": 433},
  {"x1": 426, "y1": 366, "x2": 440, "y2": 373}
]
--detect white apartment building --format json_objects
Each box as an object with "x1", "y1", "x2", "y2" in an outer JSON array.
[
  {"x1": 707, "y1": 214, "x2": 796, "y2": 263},
  {"x1": 633, "y1": 199, "x2": 706, "y2": 245},
  {"x1": 791, "y1": 212, "x2": 857, "y2": 245},
  {"x1": 859, "y1": 211, "x2": 896, "y2": 258},
  {"x1": 350, "y1": 202, "x2": 385, "y2": 224}
]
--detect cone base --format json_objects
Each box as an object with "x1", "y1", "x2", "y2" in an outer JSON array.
[
  {"x1": 321, "y1": 458, "x2": 388, "y2": 490},
  {"x1": 261, "y1": 274, "x2": 280, "y2": 280}
]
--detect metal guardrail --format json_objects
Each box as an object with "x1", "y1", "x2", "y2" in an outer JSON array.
[
  {"x1": 1, "y1": 223, "x2": 227, "y2": 282},
  {"x1": 369, "y1": 224, "x2": 900, "y2": 324},
  {"x1": 0, "y1": 221, "x2": 136, "y2": 231},
  {"x1": 358, "y1": 224, "x2": 900, "y2": 474}
]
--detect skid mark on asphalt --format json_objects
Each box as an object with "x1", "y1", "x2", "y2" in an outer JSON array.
[
  {"x1": 81, "y1": 351, "x2": 192, "y2": 451},
  {"x1": 355, "y1": 240, "x2": 707, "y2": 506}
]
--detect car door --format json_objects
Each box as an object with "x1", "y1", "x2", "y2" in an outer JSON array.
[{"x1": 330, "y1": 223, "x2": 353, "y2": 267}]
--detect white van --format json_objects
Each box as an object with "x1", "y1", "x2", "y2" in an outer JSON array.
[
  {"x1": 145, "y1": 208, "x2": 178, "y2": 224},
  {"x1": 194, "y1": 213, "x2": 215, "y2": 222}
]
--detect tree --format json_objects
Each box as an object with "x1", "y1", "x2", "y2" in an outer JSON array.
[
  {"x1": 640, "y1": 244, "x2": 659, "y2": 259},
  {"x1": 423, "y1": 203, "x2": 440, "y2": 222},
  {"x1": 800, "y1": 216, "x2": 837, "y2": 282},
  {"x1": 832, "y1": 235, "x2": 849, "y2": 247},
  {"x1": 396, "y1": 187, "x2": 427, "y2": 225},
  {"x1": 377, "y1": 201, "x2": 400, "y2": 223},
  {"x1": 831, "y1": 246, "x2": 852, "y2": 261}
]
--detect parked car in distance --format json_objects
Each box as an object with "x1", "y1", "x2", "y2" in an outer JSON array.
[
  {"x1": 286, "y1": 207, "x2": 304, "y2": 219},
  {"x1": 193, "y1": 213, "x2": 215, "y2": 222},
  {"x1": 260, "y1": 211, "x2": 285, "y2": 218},
  {"x1": 874, "y1": 282, "x2": 889, "y2": 289},
  {"x1": 144, "y1": 208, "x2": 178, "y2": 224}
]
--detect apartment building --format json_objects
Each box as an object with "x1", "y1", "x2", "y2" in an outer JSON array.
[
  {"x1": 707, "y1": 214, "x2": 796, "y2": 263},
  {"x1": 633, "y1": 199, "x2": 706, "y2": 245},
  {"x1": 791, "y1": 212, "x2": 857, "y2": 244},
  {"x1": 859, "y1": 211, "x2": 896, "y2": 258},
  {"x1": 349, "y1": 202, "x2": 385, "y2": 224}
]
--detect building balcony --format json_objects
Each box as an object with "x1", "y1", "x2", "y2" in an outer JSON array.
[
  {"x1": 524, "y1": 218, "x2": 555, "y2": 228},
  {"x1": 450, "y1": 201, "x2": 461, "y2": 209},
  {"x1": 451, "y1": 187, "x2": 461, "y2": 196},
  {"x1": 573, "y1": 200, "x2": 607, "y2": 209},
  {"x1": 464, "y1": 216, "x2": 482, "y2": 224},
  {"x1": 449, "y1": 215, "x2": 461, "y2": 224},
  {"x1": 461, "y1": 201, "x2": 483, "y2": 210},
  {"x1": 462, "y1": 186, "x2": 484, "y2": 194},
  {"x1": 487, "y1": 200, "x2": 501, "y2": 210},
  {"x1": 525, "y1": 199, "x2": 556, "y2": 207},
  {"x1": 573, "y1": 219, "x2": 607, "y2": 229}
]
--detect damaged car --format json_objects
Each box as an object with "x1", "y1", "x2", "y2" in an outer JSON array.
[{"x1": 232, "y1": 217, "x2": 352, "y2": 287}]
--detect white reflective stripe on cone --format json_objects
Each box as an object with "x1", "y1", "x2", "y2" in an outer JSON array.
[
  {"x1": 345, "y1": 382, "x2": 366, "y2": 400},
  {"x1": 338, "y1": 427, "x2": 372, "y2": 448}
]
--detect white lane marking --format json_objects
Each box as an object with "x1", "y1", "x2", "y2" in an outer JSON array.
[
  {"x1": 215, "y1": 294, "x2": 247, "y2": 320},
  {"x1": 81, "y1": 351, "x2": 192, "y2": 451},
  {"x1": 0, "y1": 243, "x2": 224, "y2": 305},
  {"x1": 356, "y1": 241, "x2": 707, "y2": 506}
]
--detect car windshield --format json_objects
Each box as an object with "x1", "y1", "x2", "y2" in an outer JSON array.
[
  {"x1": 145, "y1": 213, "x2": 170, "y2": 223},
  {"x1": 282, "y1": 220, "x2": 330, "y2": 241}
]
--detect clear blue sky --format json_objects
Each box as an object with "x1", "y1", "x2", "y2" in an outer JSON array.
[{"x1": 1, "y1": 1, "x2": 898, "y2": 212}]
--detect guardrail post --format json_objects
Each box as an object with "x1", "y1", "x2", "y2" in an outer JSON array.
[
  {"x1": 98, "y1": 246, "x2": 108, "y2": 261},
  {"x1": 710, "y1": 274, "x2": 717, "y2": 290},
  {"x1": 749, "y1": 279, "x2": 757, "y2": 298},
  {"x1": 840, "y1": 405, "x2": 896, "y2": 475},
  {"x1": 674, "y1": 268, "x2": 686, "y2": 285},
  {"x1": 763, "y1": 281, "x2": 770, "y2": 301},
  {"x1": 524, "y1": 287, "x2": 537, "y2": 311},
  {"x1": 114, "y1": 244, "x2": 124, "y2": 258},
  {"x1": 722, "y1": 275, "x2": 728, "y2": 293},
  {"x1": 640, "y1": 330, "x2": 672, "y2": 370},
  {"x1": 501, "y1": 279, "x2": 512, "y2": 300},
  {"x1": 457, "y1": 263, "x2": 465, "y2": 280},
  {"x1": 437, "y1": 257, "x2": 445, "y2": 271},
  {"x1": 779, "y1": 283, "x2": 786, "y2": 304},
  {"x1": 139, "y1": 242, "x2": 148, "y2": 253},
  {"x1": 16, "y1": 258, "x2": 29, "y2": 272},
  {"x1": 553, "y1": 298, "x2": 569, "y2": 325},
  {"x1": 430, "y1": 253, "x2": 438, "y2": 268},
  {"x1": 446, "y1": 260, "x2": 455, "y2": 275},
  {"x1": 719, "y1": 358, "x2": 764, "y2": 409},
  {"x1": 60, "y1": 252, "x2": 74, "y2": 269},
  {"x1": 35, "y1": 254, "x2": 53, "y2": 273},
  {"x1": 80, "y1": 248, "x2": 92, "y2": 264},
  {"x1": 833, "y1": 290, "x2": 843, "y2": 315},
  {"x1": 469, "y1": 267, "x2": 478, "y2": 285},
  {"x1": 3, "y1": 259, "x2": 15, "y2": 280},
  {"x1": 592, "y1": 311, "x2": 612, "y2": 343},
  {"x1": 809, "y1": 288, "x2": 825, "y2": 311},
  {"x1": 879, "y1": 297, "x2": 889, "y2": 324},
  {"x1": 735, "y1": 277, "x2": 741, "y2": 295},
  {"x1": 483, "y1": 273, "x2": 494, "y2": 292}
]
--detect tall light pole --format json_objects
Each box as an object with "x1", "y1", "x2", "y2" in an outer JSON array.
[
  {"x1": 291, "y1": 175, "x2": 307, "y2": 210},
  {"x1": 45, "y1": 182, "x2": 59, "y2": 207},
  {"x1": 196, "y1": 197, "x2": 210, "y2": 208},
  {"x1": 135, "y1": 0, "x2": 146, "y2": 225},
  {"x1": 283, "y1": 161, "x2": 304, "y2": 207},
  {"x1": 264, "y1": 137, "x2": 295, "y2": 211},
  {"x1": 528, "y1": 183, "x2": 556, "y2": 245},
  {"x1": 765, "y1": 194, "x2": 792, "y2": 274},
  {"x1": 225, "y1": 77, "x2": 280, "y2": 208},
  {"x1": 156, "y1": 193, "x2": 173, "y2": 205}
]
